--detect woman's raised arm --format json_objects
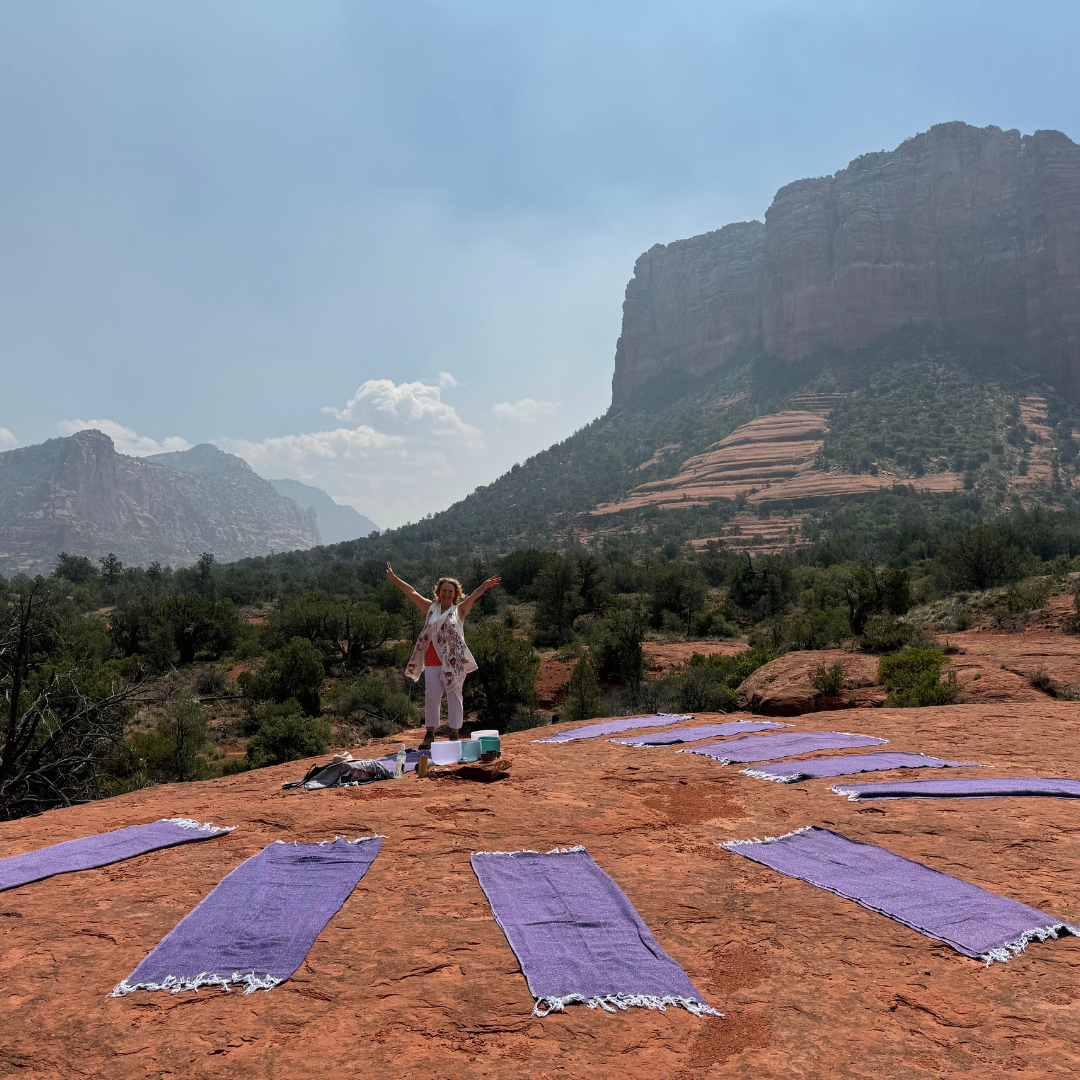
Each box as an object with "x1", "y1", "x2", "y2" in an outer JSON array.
[
  {"x1": 386, "y1": 563, "x2": 432, "y2": 613},
  {"x1": 457, "y1": 576, "x2": 501, "y2": 619}
]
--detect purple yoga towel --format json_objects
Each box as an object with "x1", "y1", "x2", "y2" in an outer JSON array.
[
  {"x1": 611, "y1": 720, "x2": 790, "y2": 746},
  {"x1": 0, "y1": 819, "x2": 233, "y2": 894},
  {"x1": 376, "y1": 748, "x2": 421, "y2": 773},
  {"x1": 112, "y1": 836, "x2": 383, "y2": 996},
  {"x1": 743, "y1": 752, "x2": 981, "y2": 784},
  {"x1": 724, "y1": 826, "x2": 1079, "y2": 964},
  {"x1": 470, "y1": 846, "x2": 718, "y2": 1017},
  {"x1": 833, "y1": 777, "x2": 1080, "y2": 801},
  {"x1": 680, "y1": 730, "x2": 886, "y2": 765},
  {"x1": 535, "y1": 713, "x2": 691, "y2": 744}
]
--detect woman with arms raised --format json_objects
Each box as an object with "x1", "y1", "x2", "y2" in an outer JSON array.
[{"x1": 387, "y1": 564, "x2": 501, "y2": 751}]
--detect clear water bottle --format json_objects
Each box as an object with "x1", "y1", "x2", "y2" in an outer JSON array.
[{"x1": 394, "y1": 744, "x2": 407, "y2": 778}]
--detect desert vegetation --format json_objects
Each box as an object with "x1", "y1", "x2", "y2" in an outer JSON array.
[{"x1": 2, "y1": 488, "x2": 1078, "y2": 821}]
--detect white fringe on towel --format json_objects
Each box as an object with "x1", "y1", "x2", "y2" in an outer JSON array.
[
  {"x1": 110, "y1": 970, "x2": 283, "y2": 997},
  {"x1": 981, "y1": 923, "x2": 1080, "y2": 966},
  {"x1": 533, "y1": 992, "x2": 721, "y2": 1018},
  {"x1": 163, "y1": 818, "x2": 236, "y2": 835},
  {"x1": 740, "y1": 768, "x2": 803, "y2": 783},
  {"x1": 472, "y1": 845, "x2": 587, "y2": 857},
  {"x1": 271, "y1": 835, "x2": 386, "y2": 846},
  {"x1": 720, "y1": 826, "x2": 814, "y2": 848}
]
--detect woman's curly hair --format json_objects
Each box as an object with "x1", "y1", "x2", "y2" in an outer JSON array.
[{"x1": 434, "y1": 577, "x2": 464, "y2": 602}]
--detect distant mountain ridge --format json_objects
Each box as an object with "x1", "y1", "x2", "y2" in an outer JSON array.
[
  {"x1": 266, "y1": 478, "x2": 380, "y2": 544},
  {"x1": 0, "y1": 431, "x2": 320, "y2": 575},
  {"x1": 613, "y1": 122, "x2": 1080, "y2": 405},
  {"x1": 143, "y1": 445, "x2": 380, "y2": 544}
]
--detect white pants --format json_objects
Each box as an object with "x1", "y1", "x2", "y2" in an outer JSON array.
[{"x1": 425, "y1": 666, "x2": 463, "y2": 730}]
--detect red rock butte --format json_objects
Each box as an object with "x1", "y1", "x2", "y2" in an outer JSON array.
[{"x1": 611, "y1": 122, "x2": 1080, "y2": 405}]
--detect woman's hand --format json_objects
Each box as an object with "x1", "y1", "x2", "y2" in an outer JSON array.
[
  {"x1": 386, "y1": 561, "x2": 397, "y2": 581},
  {"x1": 484, "y1": 576, "x2": 501, "y2": 591}
]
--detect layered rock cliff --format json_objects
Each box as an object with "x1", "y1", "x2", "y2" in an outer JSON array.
[
  {"x1": 612, "y1": 122, "x2": 1080, "y2": 404},
  {"x1": 145, "y1": 446, "x2": 382, "y2": 543},
  {"x1": 0, "y1": 431, "x2": 320, "y2": 574}
]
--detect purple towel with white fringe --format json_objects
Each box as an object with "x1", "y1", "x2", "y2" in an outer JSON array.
[
  {"x1": 833, "y1": 777, "x2": 1080, "y2": 801},
  {"x1": 0, "y1": 819, "x2": 233, "y2": 893},
  {"x1": 680, "y1": 730, "x2": 885, "y2": 764},
  {"x1": 724, "y1": 826, "x2": 1079, "y2": 964},
  {"x1": 611, "y1": 720, "x2": 789, "y2": 746},
  {"x1": 112, "y1": 836, "x2": 383, "y2": 996},
  {"x1": 742, "y1": 752, "x2": 980, "y2": 784},
  {"x1": 535, "y1": 713, "x2": 691, "y2": 744},
  {"x1": 470, "y1": 846, "x2": 718, "y2": 1017}
]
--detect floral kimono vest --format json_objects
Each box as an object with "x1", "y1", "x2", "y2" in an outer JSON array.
[{"x1": 405, "y1": 602, "x2": 478, "y2": 692}]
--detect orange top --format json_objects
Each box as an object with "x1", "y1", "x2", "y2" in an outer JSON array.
[{"x1": 424, "y1": 641, "x2": 441, "y2": 666}]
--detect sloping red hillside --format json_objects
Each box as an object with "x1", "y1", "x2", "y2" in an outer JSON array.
[{"x1": 588, "y1": 405, "x2": 962, "y2": 519}]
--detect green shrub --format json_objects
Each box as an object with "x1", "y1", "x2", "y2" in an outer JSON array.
[
  {"x1": 1029, "y1": 668, "x2": 1055, "y2": 695},
  {"x1": 111, "y1": 595, "x2": 241, "y2": 668},
  {"x1": 234, "y1": 635, "x2": 262, "y2": 661},
  {"x1": 194, "y1": 664, "x2": 228, "y2": 697},
  {"x1": 810, "y1": 663, "x2": 844, "y2": 697},
  {"x1": 245, "y1": 705, "x2": 331, "y2": 768},
  {"x1": 690, "y1": 608, "x2": 739, "y2": 639},
  {"x1": 664, "y1": 648, "x2": 773, "y2": 713},
  {"x1": 464, "y1": 623, "x2": 540, "y2": 727},
  {"x1": 505, "y1": 704, "x2": 551, "y2": 733},
  {"x1": 1005, "y1": 579, "x2": 1051, "y2": 614},
  {"x1": 237, "y1": 637, "x2": 325, "y2": 716},
  {"x1": 592, "y1": 605, "x2": 648, "y2": 689},
  {"x1": 332, "y1": 674, "x2": 418, "y2": 734},
  {"x1": 782, "y1": 608, "x2": 851, "y2": 651},
  {"x1": 130, "y1": 697, "x2": 213, "y2": 783},
  {"x1": 650, "y1": 562, "x2": 709, "y2": 634},
  {"x1": 939, "y1": 525, "x2": 1031, "y2": 591},
  {"x1": 879, "y1": 648, "x2": 961, "y2": 707},
  {"x1": 859, "y1": 614, "x2": 914, "y2": 653},
  {"x1": 561, "y1": 653, "x2": 604, "y2": 724},
  {"x1": 667, "y1": 665, "x2": 740, "y2": 712},
  {"x1": 221, "y1": 756, "x2": 251, "y2": 775}
]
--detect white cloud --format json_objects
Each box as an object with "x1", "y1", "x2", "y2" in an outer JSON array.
[
  {"x1": 219, "y1": 379, "x2": 490, "y2": 525},
  {"x1": 491, "y1": 398, "x2": 561, "y2": 424},
  {"x1": 217, "y1": 425, "x2": 402, "y2": 467},
  {"x1": 321, "y1": 378, "x2": 483, "y2": 449},
  {"x1": 49, "y1": 377, "x2": 499, "y2": 529},
  {"x1": 0, "y1": 427, "x2": 15, "y2": 449},
  {"x1": 56, "y1": 418, "x2": 191, "y2": 456}
]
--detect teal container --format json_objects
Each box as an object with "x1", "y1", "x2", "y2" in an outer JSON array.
[
  {"x1": 479, "y1": 735, "x2": 501, "y2": 755},
  {"x1": 460, "y1": 739, "x2": 481, "y2": 762}
]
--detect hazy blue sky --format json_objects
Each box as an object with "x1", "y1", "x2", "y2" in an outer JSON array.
[{"x1": 2, "y1": 1, "x2": 1079, "y2": 527}]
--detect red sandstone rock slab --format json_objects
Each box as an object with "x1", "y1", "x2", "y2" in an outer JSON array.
[
  {"x1": 944, "y1": 655, "x2": 1045, "y2": 704},
  {"x1": 942, "y1": 628, "x2": 1080, "y2": 688},
  {"x1": 739, "y1": 649, "x2": 1044, "y2": 715},
  {"x1": 738, "y1": 650, "x2": 884, "y2": 715},
  {"x1": 4, "y1": 701, "x2": 1080, "y2": 1078}
]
